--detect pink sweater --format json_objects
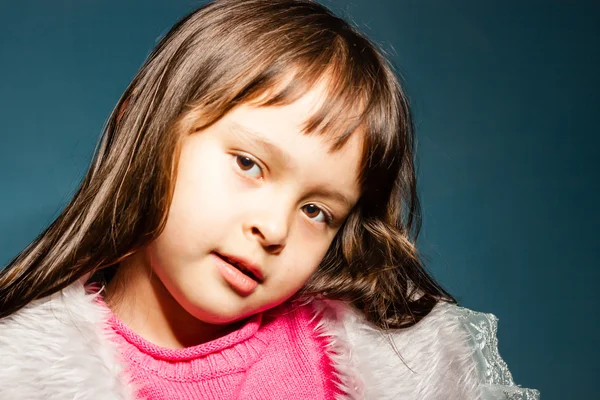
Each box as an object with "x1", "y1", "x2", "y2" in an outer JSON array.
[{"x1": 103, "y1": 302, "x2": 340, "y2": 399}]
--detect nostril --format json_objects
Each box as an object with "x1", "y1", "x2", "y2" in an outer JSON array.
[
  {"x1": 265, "y1": 243, "x2": 283, "y2": 254},
  {"x1": 250, "y1": 223, "x2": 287, "y2": 248}
]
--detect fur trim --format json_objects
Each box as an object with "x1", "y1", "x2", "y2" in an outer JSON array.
[
  {"x1": 311, "y1": 299, "x2": 540, "y2": 400},
  {"x1": 310, "y1": 300, "x2": 364, "y2": 399},
  {"x1": 312, "y1": 299, "x2": 486, "y2": 399},
  {"x1": 0, "y1": 281, "x2": 135, "y2": 400}
]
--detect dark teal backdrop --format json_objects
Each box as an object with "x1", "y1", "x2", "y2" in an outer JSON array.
[{"x1": 1, "y1": 1, "x2": 597, "y2": 398}]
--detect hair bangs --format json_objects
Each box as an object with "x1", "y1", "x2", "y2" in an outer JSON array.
[
  {"x1": 219, "y1": 41, "x2": 396, "y2": 203},
  {"x1": 208, "y1": 34, "x2": 379, "y2": 156}
]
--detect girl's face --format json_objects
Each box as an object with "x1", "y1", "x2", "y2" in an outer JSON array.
[{"x1": 146, "y1": 85, "x2": 362, "y2": 324}]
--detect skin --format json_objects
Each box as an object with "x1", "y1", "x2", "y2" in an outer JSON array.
[{"x1": 105, "y1": 84, "x2": 363, "y2": 349}]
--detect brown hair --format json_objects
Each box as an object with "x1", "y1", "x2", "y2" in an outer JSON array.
[{"x1": 0, "y1": 0, "x2": 455, "y2": 328}]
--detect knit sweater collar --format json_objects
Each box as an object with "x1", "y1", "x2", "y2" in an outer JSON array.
[{"x1": 104, "y1": 302, "x2": 267, "y2": 380}]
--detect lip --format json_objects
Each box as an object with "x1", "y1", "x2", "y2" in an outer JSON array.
[
  {"x1": 215, "y1": 252, "x2": 264, "y2": 282},
  {"x1": 212, "y1": 252, "x2": 259, "y2": 296}
]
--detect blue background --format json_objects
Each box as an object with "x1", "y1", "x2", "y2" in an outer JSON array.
[{"x1": 1, "y1": 1, "x2": 598, "y2": 397}]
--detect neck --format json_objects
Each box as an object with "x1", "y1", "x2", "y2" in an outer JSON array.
[{"x1": 103, "y1": 250, "x2": 242, "y2": 349}]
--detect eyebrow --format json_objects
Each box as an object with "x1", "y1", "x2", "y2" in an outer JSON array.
[
  {"x1": 310, "y1": 186, "x2": 355, "y2": 210},
  {"x1": 227, "y1": 121, "x2": 292, "y2": 168},
  {"x1": 226, "y1": 121, "x2": 355, "y2": 210}
]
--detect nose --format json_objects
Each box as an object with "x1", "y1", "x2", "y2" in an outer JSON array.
[{"x1": 244, "y1": 208, "x2": 291, "y2": 254}]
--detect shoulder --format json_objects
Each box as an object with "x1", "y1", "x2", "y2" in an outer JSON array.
[
  {"x1": 0, "y1": 281, "x2": 134, "y2": 399},
  {"x1": 312, "y1": 299, "x2": 540, "y2": 400}
]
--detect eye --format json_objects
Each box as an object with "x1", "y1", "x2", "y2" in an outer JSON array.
[
  {"x1": 302, "y1": 204, "x2": 332, "y2": 225},
  {"x1": 234, "y1": 155, "x2": 263, "y2": 179}
]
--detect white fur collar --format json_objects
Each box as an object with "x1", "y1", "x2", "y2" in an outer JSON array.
[
  {"x1": 0, "y1": 281, "x2": 538, "y2": 399},
  {"x1": 0, "y1": 282, "x2": 134, "y2": 399},
  {"x1": 314, "y1": 300, "x2": 539, "y2": 400}
]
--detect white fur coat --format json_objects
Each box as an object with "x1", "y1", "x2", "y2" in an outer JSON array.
[{"x1": 0, "y1": 281, "x2": 539, "y2": 399}]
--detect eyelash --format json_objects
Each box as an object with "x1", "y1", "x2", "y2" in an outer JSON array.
[{"x1": 232, "y1": 154, "x2": 335, "y2": 226}]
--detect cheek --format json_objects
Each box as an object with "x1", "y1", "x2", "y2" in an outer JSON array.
[
  {"x1": 152, "y1": 143, "x2": 238, "y2": 262},
  {"x1": 273, "y1": 233, "x2": 333, "y2": 290}
]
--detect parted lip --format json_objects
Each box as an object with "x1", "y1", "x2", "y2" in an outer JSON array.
[{"x1": 214, "y1": 252, "x2": 264, "y2": 282}]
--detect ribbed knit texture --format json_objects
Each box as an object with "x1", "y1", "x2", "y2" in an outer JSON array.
[{"x1": 100, "y1": 300, "x2": 340, "y2": 400}]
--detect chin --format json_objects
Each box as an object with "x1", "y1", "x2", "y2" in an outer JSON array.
[{"x1": 180, "y1": 294, "x2": 258, "y2": 325}]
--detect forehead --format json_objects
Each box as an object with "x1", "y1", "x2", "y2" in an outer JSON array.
[{"x1": 244, "y1": 70, "x2": 368, "y2": 151}]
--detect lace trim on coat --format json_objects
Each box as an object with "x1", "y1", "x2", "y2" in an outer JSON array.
[{"x1": 458, "y1": 307, "x2": 540, "y2": 400}]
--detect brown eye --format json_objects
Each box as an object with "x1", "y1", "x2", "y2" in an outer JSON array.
[
  {"x1": 236, "y1": 156, "x2": 254, "y2": 170},
  {"x1": 235, "y1": 155, "x2": 262, "y2": 178},
  {"x1": 302, "y1": 204, "x2": 329, "y2": 224}
]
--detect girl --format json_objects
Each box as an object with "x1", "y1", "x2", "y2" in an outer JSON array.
[{"x1": 0, "y1": 1, "x2": 539, "y2": 399}]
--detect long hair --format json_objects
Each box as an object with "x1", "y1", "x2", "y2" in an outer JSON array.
[{"x1": 0, "y1": 0, "x2": 455, "y2": 328}]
